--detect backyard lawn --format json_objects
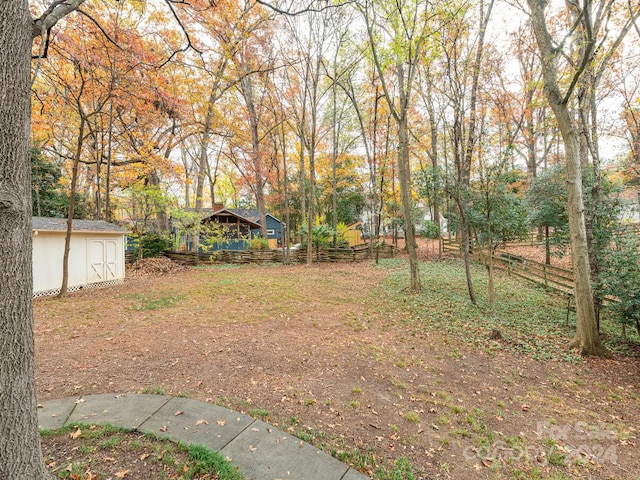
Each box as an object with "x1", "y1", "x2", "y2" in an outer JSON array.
[{"x1": 35, "y1": 258, "x2": 640, "y2": 479}]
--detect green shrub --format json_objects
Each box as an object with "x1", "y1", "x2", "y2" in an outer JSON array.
[
  {"x1": 421, "y1": 220, "x2": 439, "y2": 239},
  {"x1": 299, "y1": 223, "x2": 335, "y2": 248},
  {"x1": 137, "y1": 233, "x2": 172, "y2": 258},
  {"x1": 250, "y1": 237, "x2": 269, "y2": 250},
  {"x1": 597, "y1": 228, "x2": 640, "y2": 335}
]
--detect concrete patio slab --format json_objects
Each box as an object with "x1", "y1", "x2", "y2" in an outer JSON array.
[
  {"x1": 220, "y1": 419, "x2": 351, "y2": 480},
  {"x1": 66, "y1": 393, "x2": 170, "y2": 430},
  {"x1": 37, "y1": 397, "x2": 77, "y2": 431},
  {"x1": 139, "y1": 396, "x2": 254, "y2": 451},
  {"x1": 41, "y1": 394, "x2": 372, "y2": 480}
]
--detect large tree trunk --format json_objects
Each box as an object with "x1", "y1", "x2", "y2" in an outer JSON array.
[
  {"x1": 557, "y1": 109, "x2": 606, "y2": 355},
  {"x1": 528, "y1": 0, "x2": 607, "y2": 356},
  {"x1": 240, "y1": 75, "x2": 268, "y2": 240},
  {"x1": 0, "y1": 4, "x2": 55, "y2": 478},
  {"x1": 396, "y1": 67, "x2": 421, "y2": 292}
]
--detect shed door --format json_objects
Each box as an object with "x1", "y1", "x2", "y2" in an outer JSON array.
[{"x1": 88, "y1": 238, "x2": 119, "y2": 283}]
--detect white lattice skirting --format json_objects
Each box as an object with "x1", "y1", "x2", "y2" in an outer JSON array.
[{"x1": 33, "y1": 278, "x2": 124, "y2": 298}]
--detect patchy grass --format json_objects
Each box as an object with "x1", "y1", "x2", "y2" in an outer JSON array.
[
  {"x1": 125, "y1": 291, "x2": 186, "y2": 311},
  {"x1": 36, "y1": 259, "x2": 640, "y2": 480},
  {"x1": 247, "y1": 408, "x2": 270, "y2": 420},
  {"x1": 373, "y1": 258, "x2": 640, "y2": 362},
  {"x1": 41, "y1": 423, "x2": 245, "y2": 479}
]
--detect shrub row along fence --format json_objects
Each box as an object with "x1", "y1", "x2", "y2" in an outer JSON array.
[
  {"x1": 159, "y1": 243, "x2": 396, "y2": 266},
  {"x1": 442, "y1": 237, "x2": 575, "y2": 295}
]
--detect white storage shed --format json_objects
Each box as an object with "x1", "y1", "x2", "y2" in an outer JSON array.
[{"x1": 32, "y1": 217, "x2": 128, "y2": 297}]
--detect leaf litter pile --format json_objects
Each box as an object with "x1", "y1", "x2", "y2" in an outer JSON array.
[
  {"x1": 35, "y1": 257, "x2": 640, "y2": 479},
  {"x1": 126, "y1": 257, "x2": 189, "y2": 277}
]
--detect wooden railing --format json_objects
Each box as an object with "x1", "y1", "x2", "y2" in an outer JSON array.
[
  {"x1": 442, "y1": 237, "x2": 575, "y2": 295},
  {"x1": 161, "y1": 243, "x2": 396, "y2": 266}
]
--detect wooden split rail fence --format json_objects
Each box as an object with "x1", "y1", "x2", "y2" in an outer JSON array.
[
  {"x1": 442, "y1": 238, "x2": 575, "y2": 296},
  {"x1": 161, "y1": 243, "x2": 396, "y2": 266}
]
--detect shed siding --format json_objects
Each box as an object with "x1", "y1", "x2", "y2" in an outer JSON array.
[{"x1": 33, "y1": 232, "x2": 125, "y2": 295}]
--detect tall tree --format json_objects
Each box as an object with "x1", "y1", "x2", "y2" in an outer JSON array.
[
  {"x1": 1, "y1": 0, "x2": 196, "y2": 474},
  {"x1": 526, "y1": 0, "x2": 602, "y2": 355},
  {"x1": 437, "y1": 0, "x2": 494, "y2": 303},
  {"x1": 1, "y1": 2, "x2": 87, "y2": 477},
  {"x1": 231, "y1": 11, "x2": 276, "y2": 240},
  {"x1": 286, "y1": 10, "x2": 333, "y2": 263},
  {"x1": 359, "y1": 0, "x2": 439, "y2": 292},
  {"x1": 571, "y1": 0, "x2": 639, "y2": 326}
]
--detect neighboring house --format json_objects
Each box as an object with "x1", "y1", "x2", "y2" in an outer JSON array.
[
  {"x1": 32, "y1": 217, "x2": 128, "y2": 297},
  {"x1": 200, "y1": 208, "x2": 261, "y2": 251},
  {"x1": 619, "y1": 186, "x2": 640, "y2": 224},
  {"x1": 226, "y1": 208, "x2": 284, "y2": 248},
  {"x1": 201, "y1": 207, "x2": 285, "y2": 250}
]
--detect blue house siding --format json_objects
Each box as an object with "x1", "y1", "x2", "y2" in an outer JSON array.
[
  {"x1": 249, "y1": 214, "x2": 284, "y2": 246},
  {"x1": 210, "y1": 239, "x2": 250, "y2": 251}
]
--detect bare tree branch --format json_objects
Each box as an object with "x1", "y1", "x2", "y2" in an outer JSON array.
[
  {"x1": 255, "y1": 0, "x2": 353, "y2": 16},
  {"x1": 76, "y1": 9, "x2": 124, "y2": 50},
  {"x1": 32, "y1": 0, "x2": 87, "y2": 39},
  {"x1": 630, "y1": 0, "x2": 640, "y2": 38}
]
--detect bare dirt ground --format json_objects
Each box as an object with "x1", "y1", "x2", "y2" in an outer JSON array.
[{"x1": 35, "y1": 254, "x2": 639, "y2": 479}]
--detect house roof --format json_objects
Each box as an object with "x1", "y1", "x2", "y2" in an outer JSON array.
[
  {"x1": 224, "y1": 208, "x2": 282, "y2": 225},
  {"x1": 201, "y1": 208, "x2": 282, "y2": 227},
  {"x1": 202, "y1": 209, "x2": 261, "y2": 229},
  {"x1": 32, "y1": 217, "x2": 128, "y2": 234}
]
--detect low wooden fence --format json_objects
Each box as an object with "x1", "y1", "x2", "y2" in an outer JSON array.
[
  {"x1": 443, "y1": 238, "x2": 575, "y2": 295},
  {"x1": 161, "y1": 243, "x2": 396, "y2": 266}
]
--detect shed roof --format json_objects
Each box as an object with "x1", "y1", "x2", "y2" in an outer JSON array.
[{"x1": 32, "y1": 217, "x2": 128, "y2": 234}]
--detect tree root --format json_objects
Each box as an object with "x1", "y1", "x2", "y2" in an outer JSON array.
[{"x1": 568, "y1": 337, "x2": 613, "y2": 358}]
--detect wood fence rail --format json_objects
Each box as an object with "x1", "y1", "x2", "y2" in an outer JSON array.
[
  {"x1": 160, "y1": 243, "x2": 396, "y2": 266},
  {"x1": 442, "y1": 238, "x2": 575, "y2": 295}
]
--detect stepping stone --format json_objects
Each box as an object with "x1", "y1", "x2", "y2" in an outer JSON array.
[
  {"x1": 66, "y1": 393, "x2": 170, "y2": 430},
  {"x1": 139, "y1": 397, "x2": 254, "y2": 451},
  {"x1": 221, "y1": 419, "x2": 352, "y2": 480},
  {"x1": 37, "y1": 397, "x2": 77, "y2": 431}
]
